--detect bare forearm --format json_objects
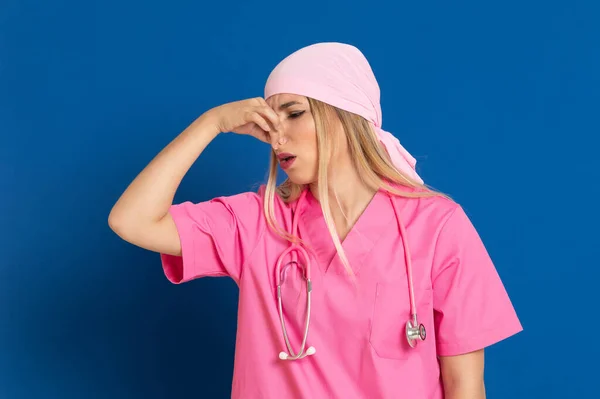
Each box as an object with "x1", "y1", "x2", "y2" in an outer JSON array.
[
  {"x1": 108, "y1": 112, "x2": 220, "y2": 230},
  {"x1": 439, "y1": 350, "x2": 486, "y2": 399},
  {"x1": 443, "y1": 379, "x2": 486, "y2": 399},
  {"x1": 108, "y1": 97, "x2": 282, "y2": 255}
]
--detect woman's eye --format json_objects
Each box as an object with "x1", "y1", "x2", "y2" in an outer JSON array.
[{"x1": 288, "y1": 111, "x2": 305, "y2": 119}]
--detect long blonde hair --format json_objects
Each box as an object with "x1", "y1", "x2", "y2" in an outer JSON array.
[{"x1": 263, "y1": 98, "x2": 452, "y2": 275}]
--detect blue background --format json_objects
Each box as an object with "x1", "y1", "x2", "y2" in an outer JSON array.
[{"x1": 1, "y1": 0, "x2": 598, "y2": 397}]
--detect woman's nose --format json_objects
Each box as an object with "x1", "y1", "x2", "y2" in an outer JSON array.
[{"x1": 270, "y1": 129, "x2": 288, "y2": 150}]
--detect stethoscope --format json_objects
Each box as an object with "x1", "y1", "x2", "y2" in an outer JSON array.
[{"x1": 276, "y1": 189, "x2": 426, "y2": 361}]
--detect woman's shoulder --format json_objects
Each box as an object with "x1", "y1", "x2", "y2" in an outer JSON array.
[
  {"x1": 388, "y1": 182, "x2": 461, "y2": 227},
  {"x1": 208, "y1": 184, "x2": 293, "y2": 218}
]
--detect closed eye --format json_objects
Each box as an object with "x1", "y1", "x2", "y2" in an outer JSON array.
[{"x1": 288, "y1": 111, "x2": 305, "y2": 119}]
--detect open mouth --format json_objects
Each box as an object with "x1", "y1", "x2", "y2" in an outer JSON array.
[{"x1": 278, "y1": 154, "x2": 297, "y2": 169}]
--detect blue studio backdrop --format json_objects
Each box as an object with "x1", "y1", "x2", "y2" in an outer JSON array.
[{"x1": 1, "y1": 0, "x2": 599, "y2": 398}]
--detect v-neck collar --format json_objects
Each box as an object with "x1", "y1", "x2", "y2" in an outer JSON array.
[{"x1": 298, "y1": 188, "x2": 397, "y2": 275}]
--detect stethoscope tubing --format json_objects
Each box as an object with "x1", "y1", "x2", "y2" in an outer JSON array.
[{"x1": 276, "y1": 189, "x2": 424, "y2": 360}]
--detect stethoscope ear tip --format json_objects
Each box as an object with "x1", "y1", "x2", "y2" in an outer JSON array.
[
  {"x1": 279, "y1": 352, "x2": 288, "y2": 360},
  {"x1": 306, "y1": 346, "x2": 316, "y2": 355}
]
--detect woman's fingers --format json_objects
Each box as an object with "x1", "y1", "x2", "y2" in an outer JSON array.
[
  {"x1": 220, "y1": 97, "x2": 284, "y2": 144},
  {"x1": 248, "y1": 104, "x2": 284, "y2": 144},
  {"x1": 247, "y1": 111, "x2": 271, "y2": 133},
  {"x1": 258, "y1": 105, "x2": 282, "y2": 132}
]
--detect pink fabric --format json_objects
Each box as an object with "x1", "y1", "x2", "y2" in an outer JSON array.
[
  {"x1": 264, "y1": 42, "x2": 424, "y2": 184},
  {"x1": 160, "y1": 184, "x2": 523, "y2": 398}
]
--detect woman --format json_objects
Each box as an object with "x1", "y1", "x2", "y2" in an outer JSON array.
[{"x1": 108, "y1": 42, "x2": 522, "y2": 398}]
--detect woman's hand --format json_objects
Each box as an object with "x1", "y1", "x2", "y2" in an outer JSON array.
[{"x1": 208, "y1": 97, "x2": 282, "y2": 144}]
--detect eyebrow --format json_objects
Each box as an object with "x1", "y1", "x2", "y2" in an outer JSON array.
[{"x1": 278, "y1": 101, "x2": 302, "y2": 110}]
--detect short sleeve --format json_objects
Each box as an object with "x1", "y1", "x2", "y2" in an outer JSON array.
[
  {"x1": 159, "y1": 191, "x2": 265, "y2": 285},
  {"x1": 431, "y1": 205, "x2": 523, "y2": 356}
]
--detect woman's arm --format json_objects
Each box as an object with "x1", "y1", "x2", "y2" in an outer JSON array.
[
  {"x1": 108, "y1": 97, "x2": 281, "y2": 256},
  {"x1": 108, "y1": 113, "x2": 221, "y2": 256},
  {"x1": 439, "y1": 349, "x2": 486, "y2": 399}
]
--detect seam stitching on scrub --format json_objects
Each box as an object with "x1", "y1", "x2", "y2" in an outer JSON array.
[
  {"x1": 190, "y1": 215, "x2": 197, "y2": 282},
  {"x1": 200, "y1": 210, "x2": 231, "y2": 279},
  {"x1": 437, "y1": 322, "x2": 523, "y2": 353},
  {"x1": 429, "y1": 204, "x2": 460, "y2": 286},
  {"x1": 237, "y1": 204, "x2": 268, "y2": 284}
]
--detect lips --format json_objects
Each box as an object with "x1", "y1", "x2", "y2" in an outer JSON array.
[
  {"x1": 277, "y1": 152, "x2": 297, "y2": 169},
  {"x1": 277, "y1": 152, "x2": 296, "y2": 161}
]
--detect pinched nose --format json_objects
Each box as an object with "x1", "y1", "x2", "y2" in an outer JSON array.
[{"x1": 270, "y1": 130, "x2": 288, "y2": 150}]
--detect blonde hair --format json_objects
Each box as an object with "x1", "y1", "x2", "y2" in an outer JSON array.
[{"x1": 263, "y1": 98, "x2": 452, "y2": 275}]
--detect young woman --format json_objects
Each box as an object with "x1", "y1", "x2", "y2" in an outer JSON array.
[{"x1": 108, "y1": 42, "x2": 522, "y2": 399}]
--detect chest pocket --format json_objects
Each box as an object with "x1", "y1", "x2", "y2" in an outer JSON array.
[{"x1": 369, "y1": 281, "x2": 433, "y2": 360}]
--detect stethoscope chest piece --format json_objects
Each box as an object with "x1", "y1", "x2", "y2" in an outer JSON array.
[{"x1": 405, "y1": 319, "x2": 426, "y2": 348}]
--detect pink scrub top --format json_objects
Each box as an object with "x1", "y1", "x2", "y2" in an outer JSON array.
[{"x1": 160, "y1": 185, "x2": 522, "y2": 398}]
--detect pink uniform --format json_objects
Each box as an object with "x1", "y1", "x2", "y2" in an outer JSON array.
[{"x1": 160, "y1": 184, "x2": 523, "y2": 398}]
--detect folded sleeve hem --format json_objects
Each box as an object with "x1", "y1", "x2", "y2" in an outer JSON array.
[
  {"x1": 436, "y1": 322, "x2": 524, "y2": 357},
  {"x1": 160, "y1": 205, "x2": 199, "y2": 284}
]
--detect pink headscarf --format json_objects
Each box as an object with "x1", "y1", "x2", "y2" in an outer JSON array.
[{"x1": 264, "y1": 42, "x2": 424, "y2": 185}]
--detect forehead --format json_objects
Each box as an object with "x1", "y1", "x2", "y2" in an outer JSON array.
[{"x1": 266, "y1": 93, "x2": 308, "y2": 108}]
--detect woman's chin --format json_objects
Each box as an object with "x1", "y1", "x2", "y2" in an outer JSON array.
[{"x1": 285, "y1": 172, "x2": 315, "y2": 186}]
